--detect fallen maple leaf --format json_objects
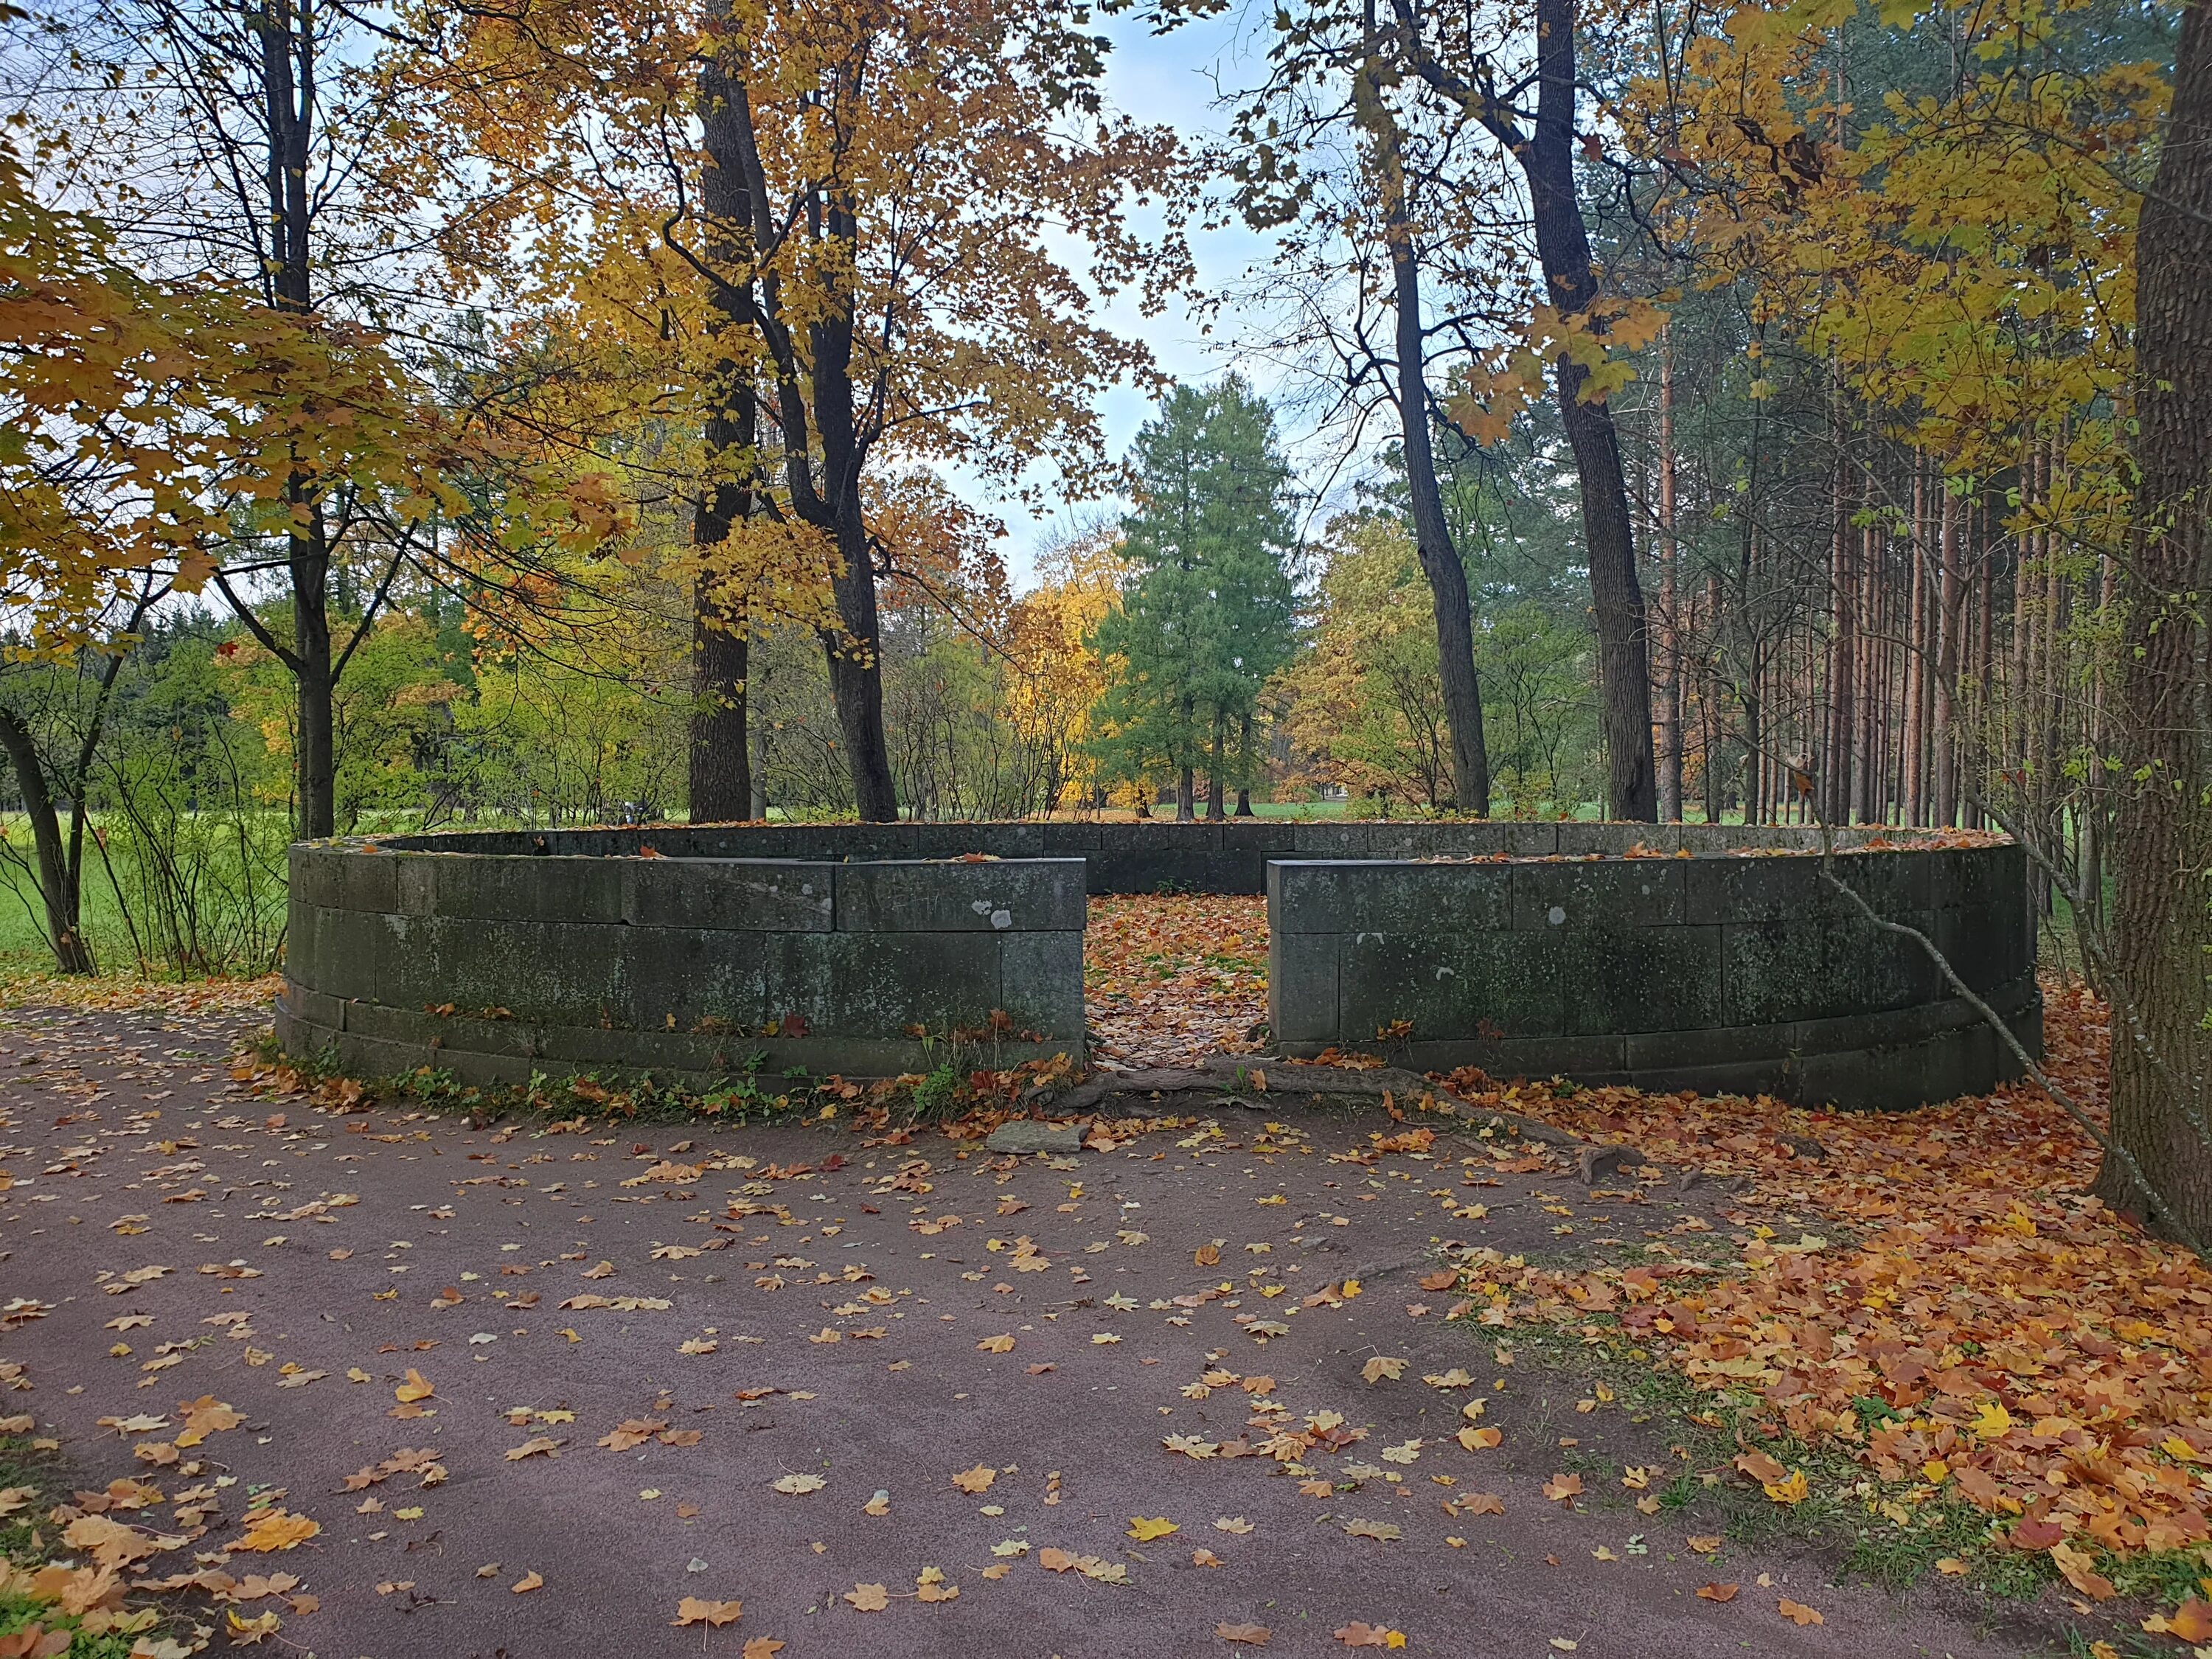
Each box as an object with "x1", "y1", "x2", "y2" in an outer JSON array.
[
  {"x1": 1419, "y1": 1269, "x2": 1458, "y2": 1291},
  {"x1": 977, "y1": 1334, "x2": 1015, "y2": 1353},
  {"x1": 742, "y1": 1641, "x2": 785, "y2": 1658},
  {"x1": 952, "y1": 1464, "x2": 997, "y2": 1495},
  {"x1": 505, "y1": 1437, "x2": 560, "y2": 1462},
  {"x1": 1461, "y1": 1492, "x2": 1505, "y2": 1515},
  {"x1": 1776, "y1": 1598, "x2": 1822, "y2": 1627},
  {"x1": 1342, "y1": 1518, "x2": 1402, "y2": 1542},
  {"x1": 1217, "y1": 1622, "x2": 1270, "y2": 1644},
  {"x1": 511, "y1": 1570, "x2": 544, "y2": 1594},
  {"x1": 1127, "y1": 1516, "x2": 1178, "y2": 1541},
  {"x1": 392, "y1": 1369, "x2": 434, "y2": 1404},
  {"x1": 232, "y1": 1510, "x2": 319, "y2": 1552},
  {"x1": 1733, "y1": 1450, "x2": 1787, "y2": 1485},
  {"x1": 1360, "y1": 1356, "x2": 1408, "y2": 1385},
  {"x1": 1697, "y1": 1582, "x2": 1739, "y2": 1603},
  {"x1": 844, "y1": 1583, "x2": 889, "y2": 1612},
  {"x1": 1458, "y1": 1426, "x2": 1503, "y2": 1451},
  {"x1": 1686, "y1": 1535, "x2": 1723, "y2": 1554},
  {"x1": 1542, "y1": 1472, "x2": 1583, "y2": 1504},
  {"x1": 770, "y1": 1473, "x2": 824, "y2": 1496},
  {"x1": 2050, "y1": 1541, "x2": 2115, "y2": 1601},
  {"x1": 672, "y1": 1593, "x2": 741, "y2": 1627},
  {"x1": 1335, "y1": 1622, "x2": 1406, "y2": 1647},
  {"x1": 2146, "y1": 1599, "x2": 2212, "y2": 1642}
]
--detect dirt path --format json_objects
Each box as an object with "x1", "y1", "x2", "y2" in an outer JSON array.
[{"x1": 0, "y1": 1005, "x2": 2060, "y2": 1658}]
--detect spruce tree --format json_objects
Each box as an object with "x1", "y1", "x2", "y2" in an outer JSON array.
[{"x1": 1093, "y1": 378, "x2": 1299, "y2": 818}]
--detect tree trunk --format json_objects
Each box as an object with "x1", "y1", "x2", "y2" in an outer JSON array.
[
  {"x1": 1657, "y1": 327, "x2": 1683, "y2": 821},
  {"x1": 1206, "y1": 712, "x2": 1227, "y2": 820},
  {"x1": 689, "y1": 47, "x2": 757, "y2": 824},
  {"x1": 2096, "y1": 0, "x2": 2212, "y2": 1238},
  {"x1": 814, "y1": 365, "x2": 897, "y2": 822},
  {"x1": 821, "y1": 522, "x2": 899, "y2": 821},
  {"x1": 293, "y1": 503, "x2": 336, "y2": 840},
  {"x1": 1176, "y1": 765, "x2": 1195, "y2": 822},
  {"x1": 1385, "y1": 195, "x2": 1490, "y2": 815},
  {"x1": 0, "y1": 709, "x2": 94, "y2": 973},
  {"x1": 1526, "y1": 0, "x2": 1655, "y2": 820},
  {"x1": 1352, "y1": 38, "x2": 1491, "y2": 816}
]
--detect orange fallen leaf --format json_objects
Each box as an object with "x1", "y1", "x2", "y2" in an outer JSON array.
[
  {"x1": 742, "y1": 1641, "x2": 785, "y2": 1659},
  {"x1": 672, "y1": 1597, "x2": 742, "y2": 1627},
  {"x1": 1697, "y1": 1583, "x2": 1739, "y2": 1603},
  {"x1": 1542, "y1": 1472, "x2": 1582, "y2": 1504},
  {"x1": 844, "y1": 1582, "x2": 890, "y2": 1612},
  {"x1": 1217, "y1": 1622, "x2": 1270, "y2": 1644},
  {"x1": 1335, "y1": 1622, "x2": 1405, "y2": 1646},
  {"x1": 952, "y1": 1464, "x2": 996, "y2": 1495},
  {"x1": 232, "y1": 1510, "x2": 319, "y2": 1553},
  {"x1": 392, "y1": 1369, "x2": 434, "y2": 1404},
  {"x1": 511, "y1": 1571, "x2": 543, "y2": 1594},
  {"x1": 2051, "y1": 1542, "x2": 2115, "y2": 1601},
  {"x1": 1776, "y1": 1598, "x2": 1822, "y2": 1627}
]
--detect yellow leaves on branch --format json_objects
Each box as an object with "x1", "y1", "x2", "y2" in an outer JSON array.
[
  {"x1": 0, "y1": 154, "x2": 627, "y2": 658},
  {"x1": 1443, "y1": 298, "x2": 1670, "y2": 448}
]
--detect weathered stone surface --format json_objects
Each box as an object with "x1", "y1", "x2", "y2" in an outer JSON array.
[
  {"x1": 983, "y1": 1121, "x2": 1084, "y2": 1154},
  {"x1": 1267, "y1": 844, "x2": 2039, "y2": 1112}
]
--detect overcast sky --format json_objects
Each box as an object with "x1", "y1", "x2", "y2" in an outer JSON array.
[{"x1": 987, "y1": 3, "x2": 1297, "y2": 587}]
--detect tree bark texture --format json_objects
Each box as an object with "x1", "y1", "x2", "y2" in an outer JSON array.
[
  {"x1": 0, "y1": 709, "x2": 94, "y2": 973},
  {"x1": 2097, "y1": 0, "x2": 2212, "y2": 1238},
  {"x1": 1527, "y1": 0, "x2": 1655, "y2": 820},
  {"x1": 689, "y1": 53, "x2": 757, "y2": 824}
]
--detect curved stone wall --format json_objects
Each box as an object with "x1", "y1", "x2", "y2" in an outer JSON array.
[
  {"x1": 1267, "y1": 844, "x2": 2039, "y2": 1110},
  {"x1": 277, "y1": 846, "x2": 1087, "y2": 1088},
  {"x1": 276, "y1": 822, "x2": 2037, "y2": 1110}
]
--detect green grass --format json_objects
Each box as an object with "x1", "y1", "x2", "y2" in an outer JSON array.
[{"x1": 0, "y1": 1430, "x2": 187, "y2": 1656}]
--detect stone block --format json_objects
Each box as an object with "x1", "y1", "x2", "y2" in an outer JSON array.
[
  {"x1": 1721, "y1": 911, "x2": 1937, "y2": 1025},
  {"x1": 1267, "y1": 931, "x2": 1340, "y2": 1045},
  {"x1": 625, "y1": 859, "x2": 833, "y2": 932},
  {"x1": 832, "y1": 859, "x2": 1084, "y2": 933},
  {"x1": 984, "y1": 1121, "x2": 1084, "y2": 1154},
  {"x1": 1685, "y1": 855, "x2": 1837, "y2": 924},
  {"x1": 1512, "y1": 859, "x2": 1686, "y2": 930},
  {"x1": 1336, "y1": 928, "x2": 1565, "y2": 1041},
  {"x1": 1271, "y1": 860, "x2": 1511, "y2": 936},
  {"x1": 426, "y1": 855, "x2": 625, "y2": 925},
  {"x1": 999, "y1": 931, "x2": 1085, "y2": 1038},
  {"x1": 1559, "y1": 923, "x2": 1723, "y2": 1037},
  {"x1": 770, "y1": 930, "x2": 1008, "y2": 1036}
]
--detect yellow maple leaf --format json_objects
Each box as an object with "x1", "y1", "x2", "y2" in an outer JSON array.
[
  {"x1": 232, "y1": 1509, "x2": 319, "y2": 1552},
  {"x1": 1127, "y1": 1516, "x2": 1178, "y2": 1541}
]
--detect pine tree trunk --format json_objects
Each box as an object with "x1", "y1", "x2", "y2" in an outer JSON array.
[
  {"x1": 2095, "y1": 0, "x2": 2212, "y2": 1237},
  {"x1": 1658, "y1": 328, "x2": 1683, "y2": 821}
]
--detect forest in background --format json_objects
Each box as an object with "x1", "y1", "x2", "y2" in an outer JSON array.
[{"x1": 3, "y1": 0, "x2": 2209, "y2": 1230}]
